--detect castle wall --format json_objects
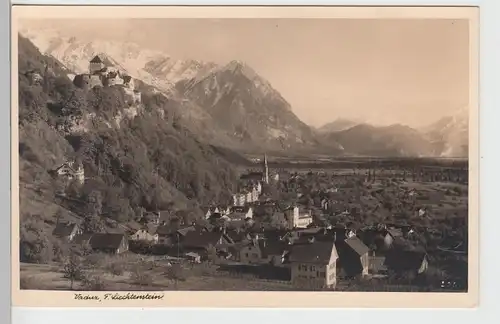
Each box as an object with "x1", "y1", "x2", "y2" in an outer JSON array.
[
  {"x1": 89, "y1": 75, "x2": 103, "y2": 88},
  {"x1": 73, "y1": 74, "x2": 91, "y2": 89}
]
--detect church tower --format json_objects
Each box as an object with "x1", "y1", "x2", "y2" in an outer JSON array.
[{"x1": 263, "y1": 154, "x2": 269, "y2": 184}]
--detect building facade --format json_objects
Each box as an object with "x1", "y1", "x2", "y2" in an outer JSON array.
[
  {"x1": 289, "y1": 241, "x2": 339, "y2": 289},
  {"x1": 284, "y1": 206, "x2": 313, "y2": 229}
]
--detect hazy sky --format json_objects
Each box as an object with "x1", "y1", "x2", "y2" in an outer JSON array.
[{"x1": 21, "y1": 18, "x2": 470, "y2": 127}]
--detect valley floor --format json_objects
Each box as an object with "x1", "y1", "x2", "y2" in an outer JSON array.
[
  {"x1": 20, "y1": 261, "x2": 296, "y2": 291},
  {"x1": 20, "y1": 260, "x2": 463, "y2": 293}
]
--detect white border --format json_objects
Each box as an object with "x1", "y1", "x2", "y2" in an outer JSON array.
[{"x1": 5, "y1": 0, "x2": 500, "y2": 323}]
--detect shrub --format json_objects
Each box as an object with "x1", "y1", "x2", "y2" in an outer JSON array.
[
  {"x1": 19, "y1": 218, "x2": 54, "y2": 264},
  {"x1": 80, "y1": 273, "x2": 106, "y2": 291},
  {"x1": 107, "y1": 261, "x2": 126, "y2": 276},
  {"x1": 83, "y1": 253, "x2": 106, "y2": 269},
  {"x1": 130, "y1": 266, "x2": 153, "y2": 286}
]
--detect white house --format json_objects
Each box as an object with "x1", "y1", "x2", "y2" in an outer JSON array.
[
  {"x1": 289, "y1": 241, "x2": 339, "y2": 289},
  {"x1": 284, "y1": 206, "x2": 313, "y2": 229},
  {"x1": 54, "y1": 160, "x2": 85, "y2": 184},
  {"x1": 130, "y1": 227, "x2": 159, "y2": 244}
]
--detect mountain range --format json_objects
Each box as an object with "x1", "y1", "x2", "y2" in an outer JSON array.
[
  {"x1": 21, "y1": 28, "x2": 323, "y2": 153},
  {"x1": 317, "y1": 118, "x2": 363, "y2": 133},
  {"x1": 19, "y1": 28, "x2": 468, "y2": 158},
  {"x1": 420, "y1": 107, "x2": 469, "y2": 158},
  {"x1": 318, "y1": 109, "x2": 468, "y2": 158}
]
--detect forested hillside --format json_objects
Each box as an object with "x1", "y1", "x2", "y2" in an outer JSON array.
[{"x1": 18, "y1": 35, "x2": 239, "y2": 261}]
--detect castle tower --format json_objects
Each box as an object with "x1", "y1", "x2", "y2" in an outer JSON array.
[
  {"x1": 263, "y1": 153, "x2": 269, "y2": 184},
  {"x1": 89, "y1": 55, "x2": 105, "y2": 74}
]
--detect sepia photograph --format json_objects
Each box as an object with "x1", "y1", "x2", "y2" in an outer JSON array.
[{"x1": 11, "y1": 5, "x2": 479, "y2": 307}]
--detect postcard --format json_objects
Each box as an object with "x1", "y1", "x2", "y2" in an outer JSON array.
[{"x1": 11, "y1": 5, "x2": 479, "y2": 308}]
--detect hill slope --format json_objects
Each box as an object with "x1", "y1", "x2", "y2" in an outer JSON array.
[{"x1": 18, "y1": 35, "x2": 239, "y2": 233}]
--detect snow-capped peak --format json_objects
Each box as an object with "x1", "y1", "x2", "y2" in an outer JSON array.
[{"x1": 19, "y1": 27, "x2": 217, "y2": 94}]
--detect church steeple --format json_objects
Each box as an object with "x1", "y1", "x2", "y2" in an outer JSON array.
[{"x1": 263, "y1": 153, "x2": 269, "y2": 184}]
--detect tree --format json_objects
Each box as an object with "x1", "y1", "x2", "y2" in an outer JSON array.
[
  {"x1": 63, "y1": 254, "x2": 84, "y2": 290},
  {"x1": 65, "y1": 179, "x2": 81, "y2": 198},
  {"x1": 82, "y1": 190, "x2": 104, "y2": 233},
  {"x1": 77, "y1": 241, "x2": 94, "y2": 257},
  {"x1": 165, "y1": 264, "x2": 185, "y2": 290},
  {"x1": 82, "y1": 213, "x2": 104, "y2": 234},
  {"x1": 86, "y1": 190, "x2": 103, "y2": 216},
  {"x1": 52, "y1": 238, "x2": 69, "y2": 262},
  {"x1": 19, "y1": 218, "x2": 54, "y2": 264}
]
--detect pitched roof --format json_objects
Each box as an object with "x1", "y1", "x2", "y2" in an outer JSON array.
[
  {"x1": 90, "y1": 55, "x2": 103, "y2": 63},
  {"x1": 288, "y1": 241, "x2": 338, "y2": 264},
  {"x1": 240, "y1": 172, "x2": 264, "y2": 180},
  {"x1": 72, "y1": 233, "x2": 93, "y2": 245},
  {"x1": 52, "y1": 222, "x2": 78, "y2": 238},
  {"x1": 89, "y1": 233, "x2": 126, "y2": 250},
  {"x1": 177, "y1": 226, "x2": 196, "y2": 236},
  {"x1": 261, "y1": 228, "x2": 289, "y2": 241},
  {"x1": 344, "y1": 236, "x2": 370, "y2": 256},
  {"x1": 225, "y1": 229, "x2": 250, "y2": 243},
  {"x1": 259, "y1": 240, "x2": 290, "y2": 258},
  {"x1": 295, "y1": 227, "x2": 324, "y2": 236},
  {"x1": 182, "y1": 231, "x2": 227, "y2": 249},
  {"x1": 335, "y1": 239, "x2": 368, "y2": 276},
  {"x1": 387, "y1": 228, "x2": 403, "y2": 238},
  {"x1": 384, "y1": 249, "x2": 427, "y2": 272},
  {"x1": 155, "y1": 224, "x2": 172, "y2": 236},
  {"x1": 55, "y1": 161, "x2": 82, "y2": 173}
]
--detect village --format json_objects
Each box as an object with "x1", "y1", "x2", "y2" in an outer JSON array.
[
  {"x1": 18, "y1": 54, "x2": 469, "y2": 292},
  {"x1": 45, "y1": 152, "x2": 469, "y2": 292}
]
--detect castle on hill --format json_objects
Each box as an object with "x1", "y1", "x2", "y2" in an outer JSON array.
[{"x1": 72, "y1": 55, "x2": 141, "y2": 104}]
